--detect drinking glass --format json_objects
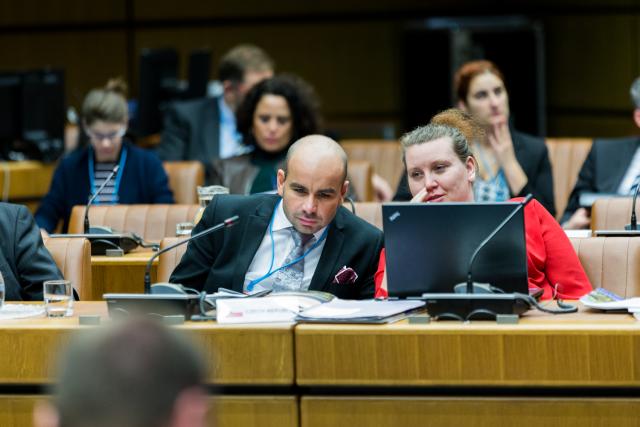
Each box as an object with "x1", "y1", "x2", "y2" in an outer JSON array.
[
  {"x1": 43, "y1": 280, "x2": 74, "y2": 317},
  {"x1": 195, "y1": 185, "x2": 229, "y2": 223}
]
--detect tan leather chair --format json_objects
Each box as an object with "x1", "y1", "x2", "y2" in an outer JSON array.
[
  {"x1": 343, "y1": 202, "x2": 383, "y2": 230},
  {"x1": 545, "y1": 138, "x2": 592, "y2": 220},
  {"x1": 347, "y1": 160, "x2": 374, "y2": 202},
  {"x1": 157, "y1": 237, "x2": 189, "y2": 282},
  {"x1": 570, "y1": 236, "x2": 640, "y2": 297},
  {"x1": 163, "y1": 161, "x2": 205, "y2": 204},
  {"x1": 43, "y1": 237, "x2": 92, "y2": 299},
  {"x1": 341, "y1": 140, "x2": 404, "y2": 191},
  {"x1": 590, "y1": 198, "x2": 638, "y2": 231},
  {"x1": 68, "y1": 204, "x2": 200, "y2": 242}
]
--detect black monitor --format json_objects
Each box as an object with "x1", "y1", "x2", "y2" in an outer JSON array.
[
  {"x1": 136, "y1": 48, "x2": 179, "y2": 136},
  {"x1": 0, "y1": 73, "x2": 22, "y2": 159},
  {"x1": 382, "y1": 202, "x2": 528, "y2": 298},
  {"x1": 0, "y1": 69, "x2": 64, "y2": 161},
  {"x1": 184, "y1": 48, "x2": 211, "y2": 99}
]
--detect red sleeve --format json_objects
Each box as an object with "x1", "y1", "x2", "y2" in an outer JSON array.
[
  {"x1": 523, "y1": 199, "x2": 592, "y2": 299},
  {"x1": 374, "y1": 248, "x2": 388, "y2": 298}
]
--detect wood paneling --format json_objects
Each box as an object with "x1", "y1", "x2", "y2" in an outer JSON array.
[
  {"x1": 0, "y1": 302, "x2": 294, "y2": 386},
  {"x1": 295, "y1": 310, "x2": 640, "y2": 387},
  {"x1": 0, "y1": 1, "x2": 126, "y2": 26},
  {"x1": 0, "y1": 395, "x2": 298, "y2": 427},
  {"x1": 0, "y1": 31, "x2": 129, "y2": 110},
  {"x1": 134, "y1": 21, "x2": 401, "y2": 118},
  {"x1": 301, "y1": 397, "x2": 640, "y2": 427}
]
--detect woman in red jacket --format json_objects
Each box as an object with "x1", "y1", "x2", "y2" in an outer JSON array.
[{"x1": 375, "y1": 109, "x2": 591, "y2": 300}]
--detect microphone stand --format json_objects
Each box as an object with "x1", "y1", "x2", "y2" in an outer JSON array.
[
  {"x1": 625, "y1": 177, "x2": 640, "y2": 230},
  {"x1": 143, "y1": 215, "x2": 239, "y2": 293},
  {"x1": 466, "y1": 194, "x2": 533, "y2": 293},
  {"x1": 84, "y1": 165, "x2": 120, "y2": 234}
]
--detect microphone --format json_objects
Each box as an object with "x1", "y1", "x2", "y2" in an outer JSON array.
[
  {"x1": 466, "y1": 194, "x2": 533, "y2": 294},
  {"x1": 84, "y1": 165, "x2": 120, "y2": 233},
  {"x1": 143, "y1": 215, "x2": 239, "y2": 293},
  {"x1": 625, "y1": 177, "x2": 640, "y2": 230}
]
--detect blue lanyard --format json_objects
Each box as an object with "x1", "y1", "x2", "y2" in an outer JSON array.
[
  {"x1": 88, "y1": 145, "x2": 128, "y2": 204},
  {"x1": 246, "y1": 200, "x2": 329, "y2": 292}
]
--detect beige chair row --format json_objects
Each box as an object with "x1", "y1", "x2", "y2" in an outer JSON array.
[
  {"x1": 43, "y1": 200, "x2": 640, "y2": 300},
  {"x1": 156, "y1": 233, "x2": 640, "y2": 298},
  {"x1": 341, "y1": 138, "x2": 595, "y2": 220}
]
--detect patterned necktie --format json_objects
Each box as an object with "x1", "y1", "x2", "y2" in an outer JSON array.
[{"x1": 272, "y1": 228, "x2": 315, "y2": 292}]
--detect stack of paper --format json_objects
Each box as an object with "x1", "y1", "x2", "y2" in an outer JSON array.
[
  {"x1": 580, "y1": 288, "x2": 640, "y2": 315},
  {"x1": 296, "y1": 299, "x2": 425, "y2": 324}
]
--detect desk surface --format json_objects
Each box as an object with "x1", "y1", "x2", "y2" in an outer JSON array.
[
  {"x1": 0, "y1": 302, "x2": 294, "y2": 386},
  {"x1": 295, "y1": 307, "x2": 640, "y2": 387}
]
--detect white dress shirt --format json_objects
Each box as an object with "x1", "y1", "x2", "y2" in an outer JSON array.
[
  {"x1": 243, "y1": 201, "x2": 328, "y2": 292},
  {"x1": 217, "y1": 97, "x2": 249, "y2": 159},
  {"x1": 617, "y1": 146, "x2": 640, "y2": 194}
]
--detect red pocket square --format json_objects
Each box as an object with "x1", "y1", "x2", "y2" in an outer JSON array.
[{"x1": 333, "y1": 266, "x2": 358, "y2": 285}]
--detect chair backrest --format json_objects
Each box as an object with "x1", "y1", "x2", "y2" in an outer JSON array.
[
  {"x1": 347, "y1": 160, "x2": 374, "y2": 202},
  {"x1": 341, "y1": 139, "x2": 404, "y2": 191},
  {"x1": 162, "y1": 161, "x2": 204, "y2": 204},
  {"x1": 545, "y1": 138, "x2": 592, "y2": 219},
  {"x1": 68, "y1": 204, "x2": 200, "y2": 242},
  {"x1": 570, "y1": 236, "x2": 640, "y2": 297},
  {"x1": 157, "y1": 237, "x2": 189, "y2": 282},
  {"x1": 343, "y1": 202, "x2": 383, "y2": 230},
  {"x1": 590, "y1": 197, "x2": 638, "y2": 231},
  {"x1": 43, "y1": 237, "x2": 92, "y2": 299}
]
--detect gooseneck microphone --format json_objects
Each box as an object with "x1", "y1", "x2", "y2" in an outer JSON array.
[
  {"x1": 466, "y1": 194, "x2": 533, "y2": 293},
  {"x1": 143, "y1": 215, "x2": 239, "y2": 293},
  {"x1": 84, "y1": 165, "x2": 120, "y2": 233},
  {"x1": 625, "y1": 176, "x2": 640, "y2": 230}
]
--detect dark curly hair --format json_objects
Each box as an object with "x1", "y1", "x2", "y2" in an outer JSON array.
[{"x1": 236, "y1": 74, "x2": 321, "y2": 148}]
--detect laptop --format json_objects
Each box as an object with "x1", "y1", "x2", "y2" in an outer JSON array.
[{"x1": 382, "y1": 202, "x2": 528, "y2": 298}]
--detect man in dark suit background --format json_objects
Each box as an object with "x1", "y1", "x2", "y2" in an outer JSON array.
[
  {"x1": 170, "y1": 135, "x2": 384, "y2": 299},
  {"x1": 562, "y1": 76, "x2": 640, "y2": 228},
  {"x1": 0, "y1": 202, "x2": 63, "y2": 300},
  {"x1": 157, "y1": 44, "x2": 274, "y2": 182}
]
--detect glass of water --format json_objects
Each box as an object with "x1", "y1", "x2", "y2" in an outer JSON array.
[{"x1": 43, "y1": 280, "x2": 74, "y2": 317}]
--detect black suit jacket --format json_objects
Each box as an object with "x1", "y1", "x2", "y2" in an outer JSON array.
[
  {"x1": 0, "y1": 203, "x2": 63, "y2": 300},
  {"x1": 394, "y1": 128, "x2": 556, "y2": 216},
  {"x1": 157, "y1": 96, "x2": 221, "y2": 183},
  {"x1": 169, "y1": 194, "x2": 384, "y2": 299},
  {"x1": 561, "y1": 136, "x2": 640, "y2": 223}
]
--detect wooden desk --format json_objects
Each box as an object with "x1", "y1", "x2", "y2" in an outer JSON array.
[
  {"x1": 0, "y1": 161, "x2": 55, "y2": 211},
  {"x1": 0, "y1": 302, "x2": 297, "y2": 427},
  {"x1": 90, "y1": 251, "x2": 157, "y2": 299},
  {"x1": 296, "y1": 308, "x2": 640, "y2": 427}
]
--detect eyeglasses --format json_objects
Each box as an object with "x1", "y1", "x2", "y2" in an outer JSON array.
[{"x1": 85, "y1": 126, "x2": 126, "y2": 142}]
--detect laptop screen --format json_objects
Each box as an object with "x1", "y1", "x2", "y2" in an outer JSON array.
[{"x1": 382, "y1": 202, "x2": 528, "y2": 298}]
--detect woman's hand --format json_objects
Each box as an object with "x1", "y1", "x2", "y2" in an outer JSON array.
[
  {"x1": 562, "y1": 208, "x2": 591, "y2": 230},
  {"x1": 488, "y1": 118, "x2": 527, "y2": 195},
  {"x1": 487, "y1": 119, "x2": 517, "y2": 166},
  {"x1": 372, "y1": 173, "x2": 394, "y2": 202},
  {"x1": 410, "y1": 188, "x2": 429, "y2": 203}
]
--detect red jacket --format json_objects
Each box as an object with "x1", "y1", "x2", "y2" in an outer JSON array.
[{"x1": 374, "y1": 198, "x2": 592, "y2": 300}]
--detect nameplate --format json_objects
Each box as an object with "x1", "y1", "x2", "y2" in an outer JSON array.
[{"x1": 216, "y1": 298, "x2": 298, "y2": 324}]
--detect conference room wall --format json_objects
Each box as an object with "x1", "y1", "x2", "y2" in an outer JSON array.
[
  {"x1": 0, "y1": 1, "x2": 639, "y2": 138},
  {"x1": 133, "y1": 21, "x2": 402, "y2": 120},
  {"x1": 0, "y1": 31, "x2": 128, "y2": 109}
]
